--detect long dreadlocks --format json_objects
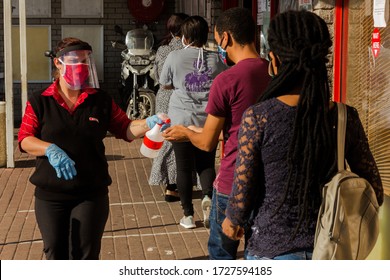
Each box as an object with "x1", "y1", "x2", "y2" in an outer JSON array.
[{"x1": 260, "y1": 10, "x2": 334, "y2": 235}]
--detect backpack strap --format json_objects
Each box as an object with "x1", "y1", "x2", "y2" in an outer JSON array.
[{"x1": 337, "y1": 102, "x2": 347, "y2": 172}]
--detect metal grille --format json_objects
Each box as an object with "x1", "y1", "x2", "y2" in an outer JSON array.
[
  {"x1": 345, "y1": 0, "x2": 390, "y2": 195},
  {"x1": 177, "y1": 0, "x2": 207, "y2": 17}
]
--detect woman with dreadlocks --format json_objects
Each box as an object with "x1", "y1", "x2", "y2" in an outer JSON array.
[{"x1": 221, "y1": 10, "x2": 383, "y2": 260}]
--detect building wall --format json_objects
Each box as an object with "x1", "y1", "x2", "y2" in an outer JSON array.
[
  {"x1": 0, "y1": 0, "x2": 178, "y2": 125},
  {"x1": 0, "y1": 0, "x2": 335, "y2": 125}
]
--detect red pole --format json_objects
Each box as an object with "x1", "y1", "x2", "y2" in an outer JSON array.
[
  {"x1": 222, "y1": 0, "x2": 239, "y2": 11},
  {"x1": 252, "y1": 0, "x2": 257, "y2": 20},
  {"x1": 333, "y1": 0, "x2": 349, "y2": 103}
]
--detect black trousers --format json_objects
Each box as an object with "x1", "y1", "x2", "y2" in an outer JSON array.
[
  {"x1": 35, "y1": 194, "x2": 109, "y2": 260},
  {"x1": 172, "y1": 141, "x2": 216, "y2": 216}
]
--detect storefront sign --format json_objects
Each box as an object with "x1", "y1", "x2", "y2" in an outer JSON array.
[
  {"x1": 299, "y1": 0, "x2": 313, "y2": 11},
  {"x1": 372, "y1": 28, "x2": 381, "y2": 58},
  {"x1": 373, "y1": 0, "x2": 389, "y2": 27}
]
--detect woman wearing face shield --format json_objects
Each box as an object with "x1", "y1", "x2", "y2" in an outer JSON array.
[{"x1": 18, "y1": 37, "x2": 167, "y2": 260}]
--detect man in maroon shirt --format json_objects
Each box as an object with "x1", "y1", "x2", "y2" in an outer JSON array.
[{"x1": 163, "y1": 7, "x2": 270, "y2": 259}]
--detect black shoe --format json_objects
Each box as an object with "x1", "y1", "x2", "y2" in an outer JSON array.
[{"x1": 165, "y1": 189, "x2": 180, "y2": 202}]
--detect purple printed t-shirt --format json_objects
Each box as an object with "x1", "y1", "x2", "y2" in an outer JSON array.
[{"x1": 206, "y1": 58, "x2": 270, "y2": 195}]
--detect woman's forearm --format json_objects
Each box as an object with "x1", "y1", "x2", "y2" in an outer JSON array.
[
  {"x1": 126, "y1": 119, "x2": 150, "y2": 140},
  {"x1": 20, "y1": 136, "x2": 51, "y2": 156}
]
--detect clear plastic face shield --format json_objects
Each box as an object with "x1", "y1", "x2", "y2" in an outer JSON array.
[{"x1": 56, "y1": 45, "x2": 99, "y2": 90}]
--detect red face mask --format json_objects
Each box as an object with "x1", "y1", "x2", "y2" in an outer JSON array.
[{"x1": 62, "y1": 63, "x2": 90, "y2": 90}]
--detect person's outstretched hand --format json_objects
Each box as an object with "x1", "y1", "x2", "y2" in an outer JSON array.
[
  {"x1": 45, "y1": 144, "x2": 77, "y2": 180},
  {"x1": 162, "y1": 125, "x2": 191, "y2": 142}
]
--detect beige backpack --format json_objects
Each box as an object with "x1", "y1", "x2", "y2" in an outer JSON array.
[{"x1": 312, "y1": 103, "x2": 380, "y2": 260}]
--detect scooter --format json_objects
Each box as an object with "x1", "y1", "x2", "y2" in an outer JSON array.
[{"x1": 111, "y1": 25, "x2": 156, "y2": 120}]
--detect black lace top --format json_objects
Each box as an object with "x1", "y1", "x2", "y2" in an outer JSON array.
[{"x1": 226, "y1": 98, "x2": 383, "y2": 258}]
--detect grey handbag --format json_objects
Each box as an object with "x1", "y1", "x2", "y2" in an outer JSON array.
[{"x1": 312, "y1": 103, "x2": 380, "y2": 260}]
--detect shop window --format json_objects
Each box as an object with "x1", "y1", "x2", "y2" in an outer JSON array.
[
  {"x1": 277, "y1": 0, "x2": 313, "y2": 13},
  {"x1": 176, "y1": 0, "x2": 206, "y2": 17},
  {"x1": 344, "y1": 0, "x2": 390, "y2": 195}
]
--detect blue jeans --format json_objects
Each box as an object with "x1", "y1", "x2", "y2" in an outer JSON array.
[
  {"x1": 208, "y1": 189, "x2": 240, "y2": 259},
  {"x1": 246, "y1": 250, "x2": 313, "y2": 260}
]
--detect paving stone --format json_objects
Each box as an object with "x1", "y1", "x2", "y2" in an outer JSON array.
[{"x1": 0, "y1": 133, "x2": 245, "y2": 260}]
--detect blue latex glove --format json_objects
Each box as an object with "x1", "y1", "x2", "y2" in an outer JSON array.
[
  {"x1": 146, "y1": 115, "x2": 171, "y2": 132},
  {"x1": 45, "y1": 144, "x2": 77, "y2": 180}
]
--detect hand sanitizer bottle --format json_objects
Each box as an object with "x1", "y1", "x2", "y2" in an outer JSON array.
[{"x1": 140, "y1": 123, "x2": 164, "y2": 158}]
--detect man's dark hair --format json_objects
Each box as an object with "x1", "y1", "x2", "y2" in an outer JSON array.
[
  {"x1": 215, "y1": 7, "x2": 255, "y2": 45},
  {"x1": 181, "y1": 16, "x2": 209, "y2": 48},
  {"x1": 259, "y1": 10, "x2": 333, "y2": 237}
]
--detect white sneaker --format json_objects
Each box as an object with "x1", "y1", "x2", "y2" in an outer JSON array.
[
  {"x1": 180, "y1": 215, "x2": 196, "y2": 229},
  {"x1": 201, "y1": 195, "x2": 211, "y2": 228}
]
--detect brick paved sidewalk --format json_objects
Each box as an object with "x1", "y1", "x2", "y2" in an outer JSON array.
[{"x1": 0, "y1": 133, "x2": 244, "y2": 260}]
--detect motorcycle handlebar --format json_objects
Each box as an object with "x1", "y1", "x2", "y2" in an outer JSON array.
[
  {"x1": 111, "y1": 41, "x2": 127, "y2": 50},
  {"x1": 44, "y1": 50, "x2": 55, "y2": 59}
]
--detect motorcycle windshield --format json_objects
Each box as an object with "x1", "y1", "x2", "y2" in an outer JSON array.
[{"x1": 126, "y1": 29, "x2": 154, "y2": 56}]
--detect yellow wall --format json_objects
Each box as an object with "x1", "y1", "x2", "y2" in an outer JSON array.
[
  {"x1": 12, "y1": 25, "x2": 51, "y2": 82},
  {"x1": 367, "y1": 194, "x2": 390, "y2": 259}
]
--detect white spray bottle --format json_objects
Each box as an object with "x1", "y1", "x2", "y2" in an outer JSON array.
[{"x1": 140, "y1": 115, "x2": 170, "y2": 158}]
